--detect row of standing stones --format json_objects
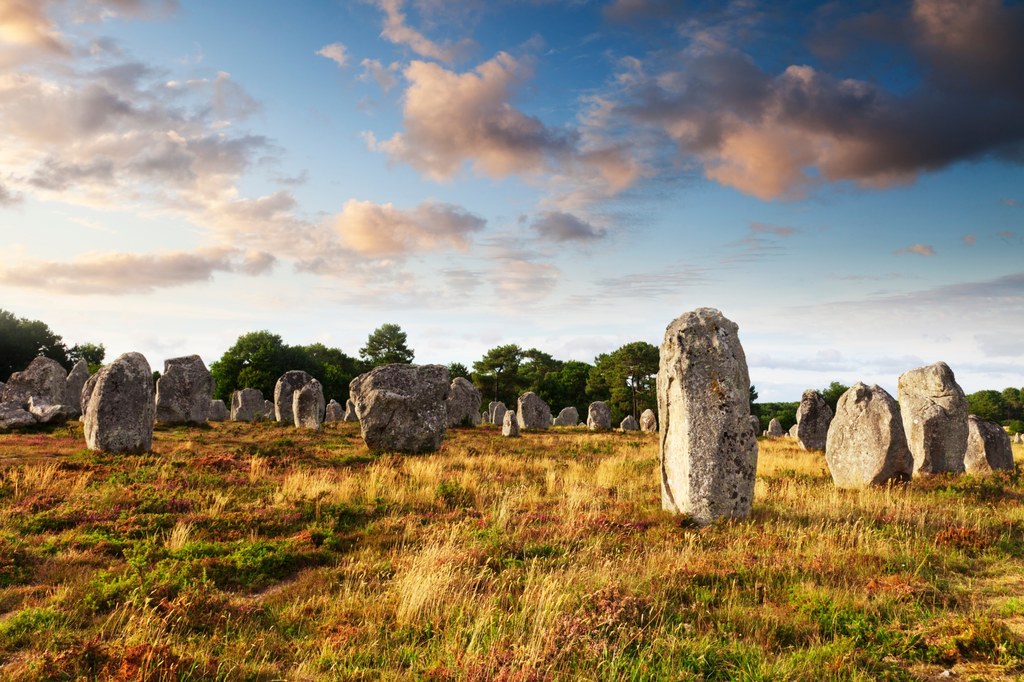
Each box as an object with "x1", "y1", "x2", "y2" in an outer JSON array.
[{"x1": 1, "y1": 307, "x2": 1017, "y2": 524}]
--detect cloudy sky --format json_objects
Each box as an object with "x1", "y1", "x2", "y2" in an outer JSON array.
[{"x1": 1, "y1": 0, "x2": 1022, "y2": 400}]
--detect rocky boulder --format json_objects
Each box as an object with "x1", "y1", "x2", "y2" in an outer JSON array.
[
  {"x1": 621, "y1": 415, "x2": 639, "y2": 431},
  {"x1": 825, "y1": 383, "x2": 914, "y2": 488},
  {"x1": 897, "y1": 362, "x2": 968, "y2": 475},
  {"x1": 349, "y1": 364, "x2": 449, "y2": 453},
  {"x1": 155, "y1": 355, "x2": 213, "y2": 424},
  {"x1": 0, "y1": 402, "x2": 37, "y2": 429},
  {"x1": 767, "y1": 418, "x2": 784, "y2": 437},
  {"x1": 640, "y1": 409, "x2": 657, "y2": 432},
  {"x1": 587, "y1": 401, "x2": 611, "y2": 431},
  {"x1": 28, "y1": 396, "x2": 66, "y2": 424},
  {"x1": 491, "y1": 402, "x2": 507, "y2": 427},
  {"x1": 84, "y1": 352, "x2": 155, "y2": 454},
  {"x1": 2, "y1": 356, "x2": 67, "y2": 407},
  {"x1": 748, "y1": 415, "x2": 760, "y2": 435},
  {"x1": 795, "y1": 390, "x2": 832, "y2": 451},
  {"x1": 263, "y1": 400, "x2": 275, "y2": 420},
  {"x1": 209, "y1": 400, "x2": 229, "y2": 421},
  {"x1": 293, "y1": 379, "x2": 325, "y2": 430},
  {"x1": 344, "y1": 399, "x2": 358, "y2": 422},
  {"x1": 502, "y1": 410, "x2": 520, "y2": 437},
  {"x1": 516, "y1": 392, "x2": 551, "y2": 430},
  {"x1": 325, "y1": 399, "x2": 344, "y2": 423},
  {"x1": 64, "y1": 359, "x2": 90, "y2": 418},
  {"x1": 964, "y1": 416, "x2": 1014, "y2": 475},
  {"x1": 445, "y1": 377, "x2": 482, "y2": 427},
  {"x1": 231, "y1": 388, "x2": 265, "y2": 422},
  {"x1": 274, "y1": 371, "x2": 315, "y2": 422},
  {"x1": 658, "y1": 308, "x2": 758, "y2": 524},
  {"x1": 553, "y1": 407, "x2": 579, "y2": 426}
]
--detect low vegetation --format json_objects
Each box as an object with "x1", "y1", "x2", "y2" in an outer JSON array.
[{"x1": 0, "y1": 422, "x2": 1021, "y2": 680}]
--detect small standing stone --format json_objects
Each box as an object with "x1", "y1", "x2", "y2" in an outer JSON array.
[
  {"x1": 263, "y1": 400, "x2": 275, "y2": 420},
  {"x1": 748, "y1": 415, "x2": 760, "y2": 435},
  {"x1": 84, "y1": 352, "x2": 155, "y2": 454},
  {"x1": 274, "y1": 371, "x2": 315, "y2": 422},
  {"x1": 155, "y1": 355, "x2": 214, "y2": 424},
  {"x1": 502, "y1": 410, "x2": 520, "y2": 437},
  {"x1": 640, "y1": 409, "x2": 657, "y2": 432},
  {"x1": 621, "y1": 415, "x2": 639, "y2": 431},
  {"x1": 64, "y1": 359, "x2": 90, "y2": 418},
  {"x1": 1, "y1": 356, "x2": 67, "y2": 406},
  {"x1": 587, "y1": 401, "x2": 611, "y2": 431},
  {"x1": 231, "y1": 388, "x2": 265, "y2": 422},
  {"x1": 1015, "y1": 433, "x2": 1023, "y2": 444},
  {"x1": 491, "y1": 402, "x2": 507, "y2": 427},
  {"x1": 445, "y1": 377, "x2": 483, "y2": 427},
  {"x1": 344, "y1": 398, "x2": 358, "y2": 422},
  {"x1": 516, "y1": 392, "x2": 551, "y2": 430},
  {"x1": 964, "y1": 416, "x2": 1014, "y2": 475},
  {"x1": 767, "y1": 418, "x2": 784, "y2": 437},
  {"x1": 209, "y1": 400, "x2": 229, "y2": 421},
  {"x1": 897, "y1": 362, "x2": 968, "y2": 475},
  {"x1": 787, "y1": 423, "x2": 798, "y2": 438},
  {"x1": 325, "y1": 399, "x2": 344, "y2": 423},
  {"x1": 825, "y1": 383, "x2": 914, "y2": 488},
  {"x1": 553, "y1": 407, "x2": 579, "y2": 426},
  {"x1": 795, "y1": 390, "x2": 833, "y2": 451},
  {"x1": 0, "y1": 403, "x2": 36, "y2": 429},
  {"x1": 293, "y1": 379, "x2": 325, "y2": 430}
]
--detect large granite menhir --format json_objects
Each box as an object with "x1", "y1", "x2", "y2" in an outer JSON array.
[
  {"x1": 231, "y1": 388, "x2": 265, "y2": 422},
  {"x1": 658, "y1": 308, "x2": 757, "y2": 524},
  {"x1": 350, "y1": 364, "x2": 449, "y2": 453},
  {"x1": 84, "y1": 352, "x2": 154, "y2": 454},
  {"x1": 795, "y1": 389, "x2": 833, "y2": 451},
  {"x1": 293, "y1": 379, "x2": 325, "y2": 430},
  {"x1": 517, "y1": 392, "x2": 551, "y2": 430},
  {"x1": 825, "y1": 383, "x2": 913, "y2": 488},
  {"x1": 897, "y1": 362, "x2": 968, "y2": 475},
  {"x1": 587, "y1": 401, "x2": 610, "y2": 431},
  {"x1": 274, "y1": 371, "x2": 315, "y2": 422},
  {"x1": 155, "y1": 355, "x2": 213, "y2": 424},
  {"x1": 964, "y1": 415, "x2": 1014, "y2": 475},
  {"x1": 445, "y1": 377, "x2": 482, "y2": 427},
  {"x1": 2, "y1": 356, "x2": 67, "y2": 407},
  {"x1": 553, "y1": 406, "x2": 579, "y2": 427}
]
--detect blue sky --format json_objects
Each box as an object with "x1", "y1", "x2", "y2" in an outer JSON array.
[{"x1": 1, "y1": 0, "x2": 1022, "y2": 400}]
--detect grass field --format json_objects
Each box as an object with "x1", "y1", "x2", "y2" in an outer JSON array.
[{"x1": 0, "y1": 420, "x2": 1021, "y2": 681}]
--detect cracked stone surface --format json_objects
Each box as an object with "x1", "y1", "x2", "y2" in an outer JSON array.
[{"x1": 349, "y1": 364, "x2": 449, "y2": 453}]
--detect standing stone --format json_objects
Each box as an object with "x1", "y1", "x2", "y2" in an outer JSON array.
[
  {"x1": 84, "y1": 352, "x2": 155, "y2": 454},
  {"x1": 516, "y1": 392, "x2": 551, "y2": 430},
  {"x1": 825, "y1": 383, "x2": 914, "y2": 488},
  {"x1": 80, "y1": 373, "x2": 99, "y2": 422},
  {"x1": 263, "y1": 400, "x2": 275, "y2": 419},
  {"x1": 155, "y1": 355, "x2": 213, "y2": 424},
  {"x1": 748, "y1": 415, "x2": 760, "y2": 435},
  {"x1": 795, "y1": 390, "x2": 833, "y2": 451},
  {"x1": 587, "y1": 401, "x2": 611, "y2": 431},
  {"x1": 1015, "y1": 433, "x2": 1023, "y2": 445},
  {"x1": 553, "y1": 407, "x2": 579, "y2": 426},
  {"x1": 621, "y1": 415, "x2": 639, "y2": 431},
  {"x1": 349, "y1": 364, "x2": 449, "y2": 454},
  {"x1": 274, "y1": 371, "x2": 315, "y2": 422},
  {"x1": 0, "y1": 403, "x2": 36, "y2": 429},
  {"x1": 28, "y1": 396, "x2": 67, "y2": 424},
  {"x1": 445, "y1": 377, "x2": 483, "y2": 427},
  {"x1": 640, "y1": 409, "x2": 657, "y2": 432},
  {"x1": 486, "y1": 401, "x2": 499, "y2": 424},
  {"x1": 231, "y1": 388, "x2": 265, "y2": 422},
  {"x1": 964, "y1": 416, "x2": 1014, "y2": 475},
  {"x1": 325, "y1": 399, "x2": 344, "y2": 423},
  {"x1": 343, "y1": 398, "x2": 359, "y2": 422},
  {"x1": 502, "y1": 410, "x2": 520, "y2": 437},
  {"x1": 293, "y1": 379, "x2": 325, "y2": 430},
  {"x1": 658, "y1": 308, "x2": 758, "y2": 524},
  {"x1": 1, "y1": 356, "x2": 67, "y2": 407},
  {"x1": 491, "y1": 402, "x2": 507, "y2": 427},
  {"x1": 897, "y1": 362, "x2": 968, "y2": 475},
  {"x1": 767, "y1": 418, "x2": 784, "y2": 437},
  {"x1": 787, "y1": 423, "x2": 798, "y2": 438},
  {"x1": 209, "y1": 400, "x2": 229, "y2": 421},
  {"x1": 64, "y1": 360, "x2": 90, "y2": 418}
]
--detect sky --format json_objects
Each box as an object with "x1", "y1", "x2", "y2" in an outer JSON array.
[{"x1": 0, "y1": 0, "x2": 1022, "y2": 401}]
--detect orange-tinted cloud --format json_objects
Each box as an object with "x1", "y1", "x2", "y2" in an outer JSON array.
[
  {"x1": 376, "y1": 0, "x2": 474, "y2": 64},
  {"x1": 333, "y1": 199, "x2": 485, "y2": 257},
  {"x1": 894, "y1": 244, "x2": 936, "y2": 257}
]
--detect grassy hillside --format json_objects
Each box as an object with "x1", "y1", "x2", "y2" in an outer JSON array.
[{"x1": 0, "y1": 422, "x2": 1021, "y2": 680}]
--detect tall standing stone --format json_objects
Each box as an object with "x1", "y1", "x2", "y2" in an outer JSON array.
[
  {"x1": 767, "y1": 418, "x2": 784, "y2": 437},
  {"x1": 491, "y1": 402, "x2": 507, "y2": 427},
  {"x1": 658, "y1": 308, "x2": 758, "y2": 524},
  {"x1": 274, "y1": 371, "x2": 315, "y2": 422},
  {"x1": 897, "y1": 362, "x2": 968, "y2": 475},
  {"x1": 553, "y1": 407, "x2": 579, "y2": 426},
  {"x1": 231, "y1": 388, "x2": 265, "y2": 422},
  {"x1": 343, "y1": 398, "x2": 359, "y2": 422},
  {"x1": 64, "y1": 360, "x2": 90, "y2": 418},
  {"x1": 84, "y1": 352, "x2": 155, "y2": 454},
  {"x1": 640, "y1": 408, "x2": 657, "y2": 432},
  {"x1": 516, "y1": 392, "x2": 551, "y2": 430},
  {"x1": 621, "y1": 415, "x2": 639, "y2": 431},
  {"x1": 445, "y1": 377, "x2": 483, "y2": 427},
  {"x1": 1, "y1": 356, "x2": 67, "y2": 406},
  {"x1": 293, "y1": 379, "x2": 325, "y2": 430},
  {"x1": 209, "y1": 400, "x2": 229, "y2": 421},
  {"x1": 325, "y1": 399, "x2": 344, "y2": 423},
  {"x1": 964, "y1": 416, "x2": 1014, "y2": 475},
  {"x1": 349, "y1": 364, "x2": 449, "y2": 453},
  {"x1": 825, "y1": 383, "x2": 914, "y2": 488},
  {"x1": 155, "y1": 355, "x2": 213, "y2": 424},
  {"x1": 587, "y1": 401, "x2": 611, "y2": 431},
  {"x1": 502, "y1": 410, "x2": 520, "y2": 437},
  {"x1": 795, "y1": 390, "x2": 833, "y2": 451}
]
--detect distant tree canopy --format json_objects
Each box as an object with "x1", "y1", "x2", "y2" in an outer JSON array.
[
  {"x1": 472, "y1": 344, "x2": 526, "y2": 406},
  {"x1": 587, "y1": 342, "x2": 659, "y2": 423},
  {"x1": 67, "y1": 342, "x2": 106, "y2": 374},
  {"x1": 0, "y1": 308, "x2": 103, "y2": 380},
  {"x1": 360, "y1": 323, "x2": 414, "y2": 367},
  {"x1": 820, "y1": 381, "x2": 850, "y2": 412},
  {"x1": 446, "y1": 362, "x2": 470, "y2": 382}
]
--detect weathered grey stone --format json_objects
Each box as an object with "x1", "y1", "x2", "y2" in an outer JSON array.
[
  {"x1": 446, "y1": 377, "x2": 483, "y2": 427},
  {"x1": 795, "y1": 390, "x2": 833, "y2": 451},
  {"x1": 263, "y1": 400, "x2": 275, "y2": 419},
  {"x1": 155, "y1": 355, "x2": 213, "y2": 424},
  {"x1": 231, "y1": 388, "x2": 265, "y2": 422},
  {"x1": 487, "y1": 401, "x2": 500, "y2": 424},
  {"x1": 64, "y1": 359, "x2": 90, "y2": 418},
  {"x1": 964, "y1": 416, "x2": 1014, "y2": 475},
  {"x1": 553, "y1": 407, "x2": 579, "y2": 426},
  {"x1": 491, "y1": 402, "x2": 507, "y2": 427},
  {"x1": 621, "y1": 415, "x2": 639, "y2": 431},
  {"x1": 274, "y1": 371, "x2": 315, "y2": 422},
  {"x1": 1, "y1": 356, "x2": 67, "y2": 407},
  {"x1": 825, "y1": 383, "x2": 914, "y2": 488},
  {"x1": 897, "y1": 362, "x2": 968, "y2": 475},
  {"x1": 349, "y1": 364, "x2": 449, "y2": 454},
  {"x1": 502, "y1": 410, "x2": 520, "y2": 437},
  {"x1": 516, "y1": 392, "x2": 551, "y2": 430},
  {"x1": 28, "y1": 396, "x2": 67, "y2": 424},
  {"x1": 787, "y1": 423, "x2": 798, "y2": 438},
  {"x1": 748, "y1": 415, "x2": 760, "y2": 435},
  {"x1": 84, "y1": 352, "x2": 155, "y2": 454},
  {"x1": 658, "y1": 308, "x2": 758, "y2": 524},
  {"x1": 343, "y1": 398, "x2": 358, "y2": 422},
  {"x1": 208, "y1": 400, "x2": 229, "y2": 421},
  {"x1": 325, "y1": 399, "x2": 344, "y2": 423},
  {"x1": 293, "y1": 379, "x2": 325, "y2": 430},
  {"x1": 0, "y1": 402, "x2": 36, "y2": 429},
  {"x1": 587, "y1": 401, "x2": 611, "y2": 431},
  {"x1": 767, "y1": 418, "x2": 784, "y2": 437},
  {"x1": 640, "y1": 408, "x2": 657, "y2": 432},
  {"x1": 80, "y1": 373, "x2": 99, "y2": 421}
]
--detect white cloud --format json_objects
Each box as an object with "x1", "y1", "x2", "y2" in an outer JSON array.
[{"x1": 316, "y1": 42, "x2": 348, "y2": 68}]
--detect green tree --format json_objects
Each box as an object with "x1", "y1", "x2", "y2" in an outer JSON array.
[
  {"x1": 0, "y1": 309, "x2": 69, "y2": 379},
  {"x1": 291, "y1": 343, "x2": 360, "y2": 403},
  {"x1": 446, "y1": 362, "x2": 470, "y2": 381},
  {"x1": 966, "y1": 390, "x2": 1006, "y2": 422},
  {"x1": 360, "y1": 323, "x2": 414, "y2": 367},
  {"x1": 821, "y1": 381, "x2": 850, "y2": 412},
  {"x1": 472, "y1": 344, "x2": 525, "y2": 405},
  {"x1": 588, "y1": 341, "x2": 659, "y2": 422},
  {"x1": 548, "y1": 360, "x2": 593, "y2": 416},
  {"x1": 209, "y1": 331, "x2": 291, "y2": 402},
  {"x1": 68, "y1": 342, "x2": 106, "y2": 373},
  {"x1": 749, "y1": 385, "x2": 760, "y2": 417}
]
